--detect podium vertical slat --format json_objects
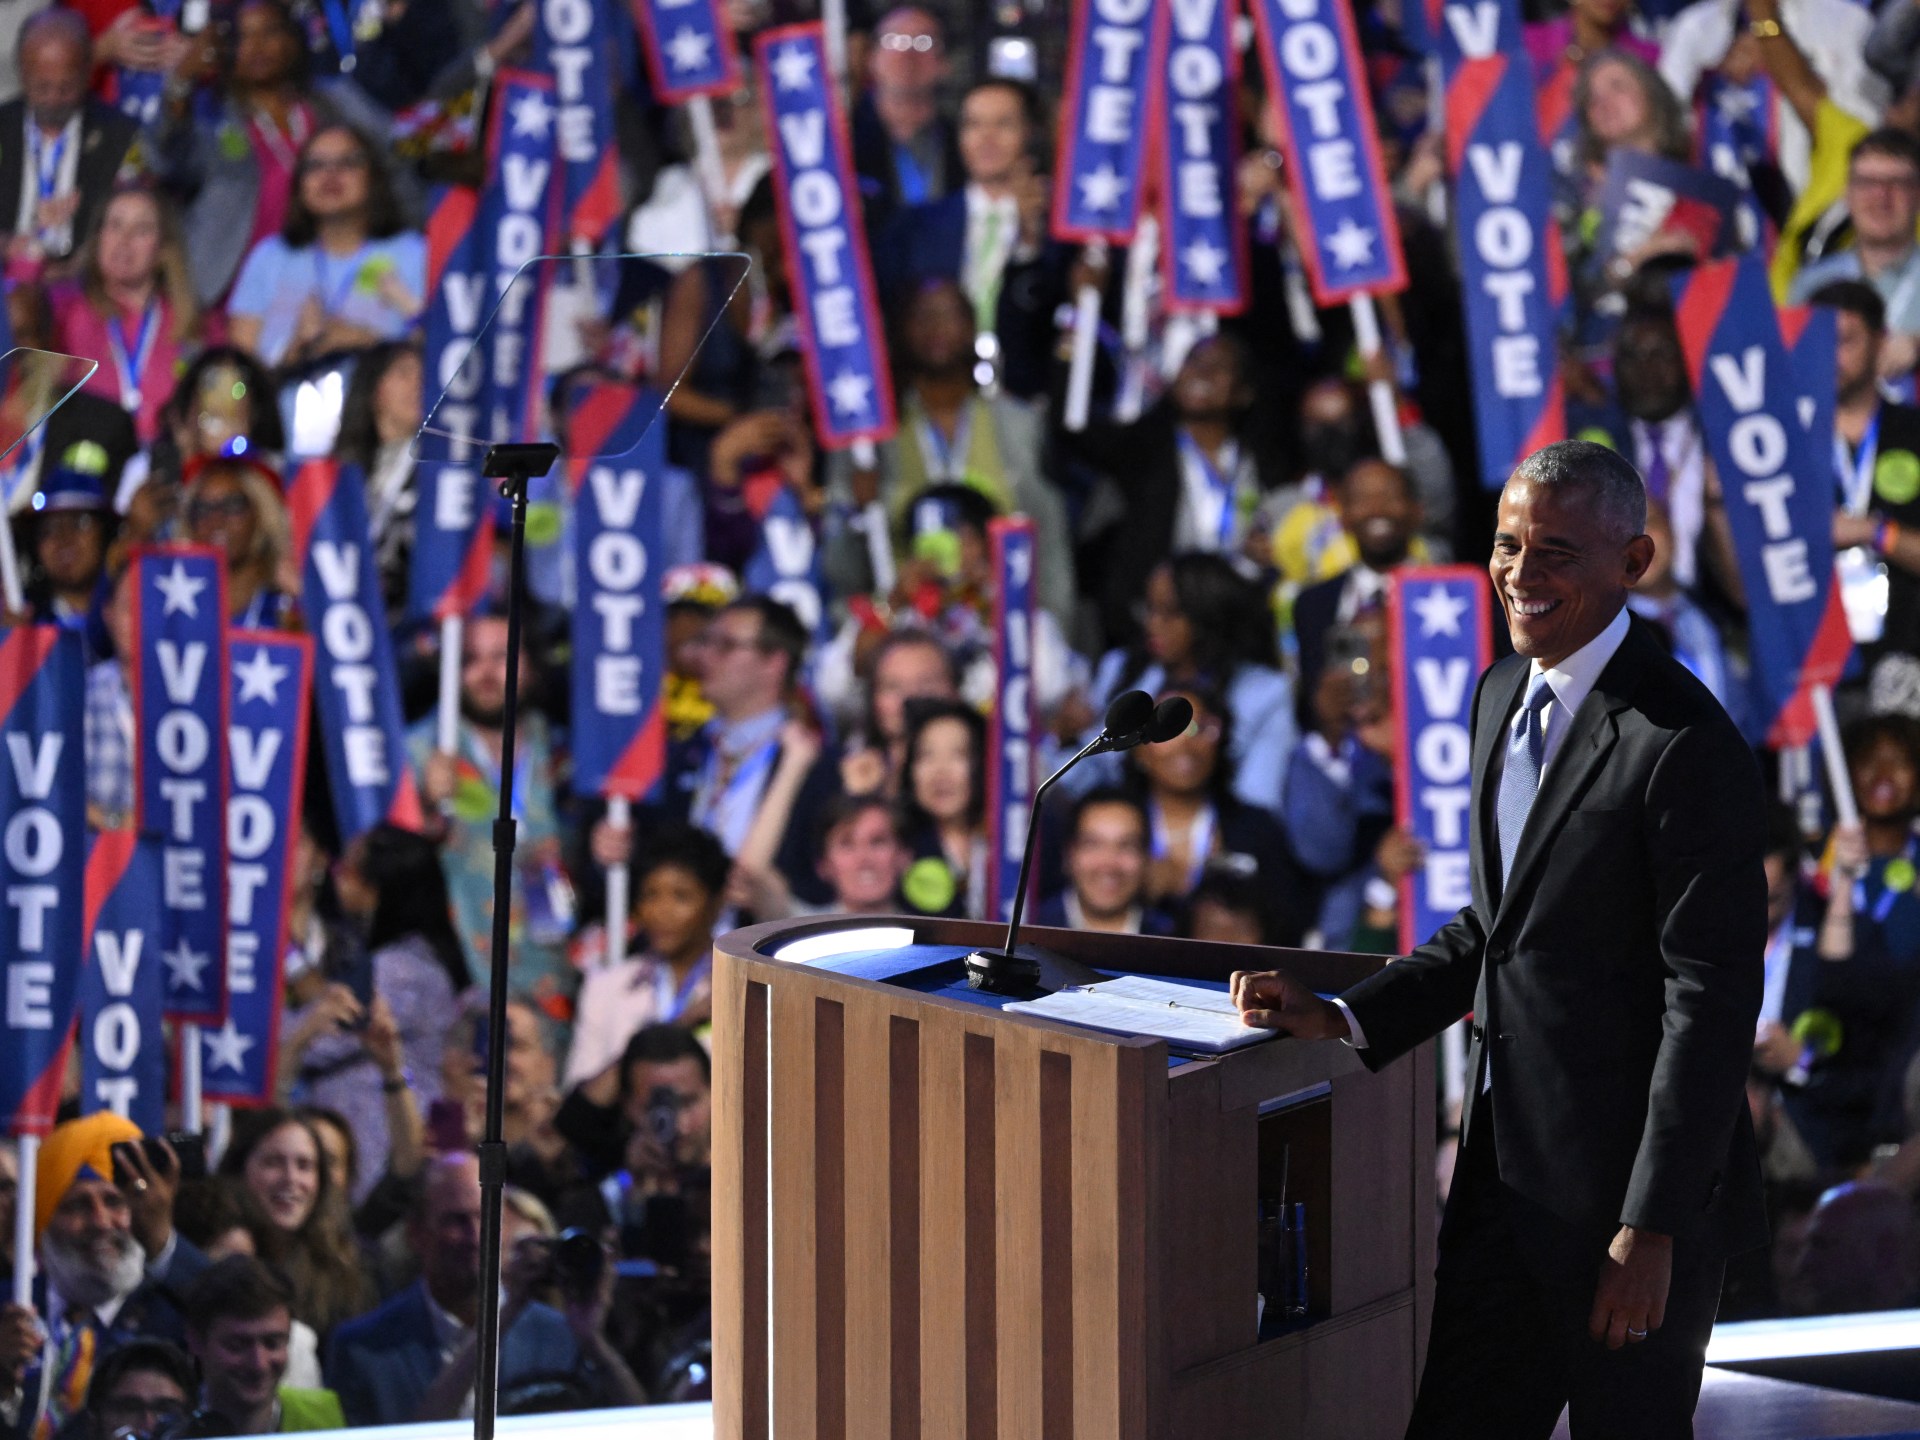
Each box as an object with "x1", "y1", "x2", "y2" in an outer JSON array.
[
  {"x1": 962, "y1": 1032, "x2": 1000, "y2": 1440},
  {"x1": 842, "y1": 994, "x2": 896, "y2": 1438},
  {"x1": 1070, "y1": 1043, "x2": 1155, "y2": 1439},
  {"x1": 814, "y1": 998, "x2": 848, "y2": 1440},
  {"x1": 770, "y1": 980, "x2": 821, "y2": 1439},
  {"x1": 995, "y1": 1034, "x2": 1044, "y2": 1439},
  {"x1": 1039, "y1": 1050, "x2": 1075, "y2": 1440},
  {"x1": 919, "y1": 1017, "x2": 969, "y2": 1439},
  {"x1": 890, "y1": 1017, "x2": 924, "y2": 1436},
  {"x1": 712, "y1": 963, "x2": 768, "y2": 1440},
  {"x1": 1070, "y1": 1045, "x2": 1121, "y2": 1438}
]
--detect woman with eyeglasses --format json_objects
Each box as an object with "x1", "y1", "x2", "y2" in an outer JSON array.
[
  {"x1": 54, "y1": 185, "x2": 199, "y2": 446},
  {"x1": 154, "y1": 0, "x2": 394, "y2": 310},
  {"x1": 181, "y1": 454, "x2": 296, "y2": 628},
  {"x1": 227, "y1": 123, "x2": 424, "y2": 370},
  {"x1": 1123, "y1": 684, "x2": 1306, "y2": 927},
  {"x1": 1068, "y1": 551, "x2": 1297, "y2": 818}
]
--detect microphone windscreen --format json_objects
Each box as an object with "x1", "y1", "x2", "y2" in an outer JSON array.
[
  {"x1": 1145, "y1": 696, "x2": 1195, "y2": 744},
  {"x1": 1103, "y1": 689, "x2": 1155, "y2": 738}
]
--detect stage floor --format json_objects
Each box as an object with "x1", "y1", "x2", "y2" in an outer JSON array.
[
  {"x1": 1551, "y1": 1369, "x2": 1920, "y2": 1440},
  {"x1": 299, "y1": 1368, "x2": 1920, "y2": 1440}
]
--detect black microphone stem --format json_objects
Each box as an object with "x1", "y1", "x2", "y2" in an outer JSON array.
[{"x1": 1001, "y1": 731, "x2": 1103, "y2": 962}]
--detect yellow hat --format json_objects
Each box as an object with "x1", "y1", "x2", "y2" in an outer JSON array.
[{"x1": 34, "y1": 1112, "x2": 141, "y2": 1242}]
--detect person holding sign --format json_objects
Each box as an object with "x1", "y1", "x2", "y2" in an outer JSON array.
[
  {"x1": 0, "y1": 1114, "x2": 208, "y2": 1440},
  {"x1": 1234, "y1": 441, "x2": 1767, "y2": 1436}
]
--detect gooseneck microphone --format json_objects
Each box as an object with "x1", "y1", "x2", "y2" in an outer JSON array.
[
  {"x1": 1144, "y1": 695, "x2": 1194, "y2": 745},
  {"x1": 965, "y1": 690, "x2": 1192, "y2": 995}
]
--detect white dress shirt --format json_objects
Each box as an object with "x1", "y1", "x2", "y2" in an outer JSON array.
[
  {"x1": 1630, "y1": 414, "x2": 1707, "y2": 589},
  {"x1": 1659, "y1": 0, "x2": 1884, "y2": 195},
  {"x1": 1334, "y1": 606, "x2": 1633, "y2": 1059},
  {"x1": 1172, "y1": 436, "x2": 1255, "y2": 553}
]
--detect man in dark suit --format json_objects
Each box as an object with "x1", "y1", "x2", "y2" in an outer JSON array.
[
  {"x1": 1234, "y1": 440, "x2": 1768, "y2": 1437},
  {"x1": 1292, "y1": 457, "x2": 1423, "y2": 724},
  {"x1": 1752, "y1": 801, "x2": 1900, "y2": 1174},
  {"x1": 876, "y1": 77, "x2": 1058, "y2": 399},
  {"x1": 850, "y1": 6, "x2": 960, "y2": 232},
  {"x1": 325, "y1": 1154, "x2": 594, "y2": 1426},
  {"x1": 662, "y1": 595, "x2": 840, "y2": 906},
  {"x1": 1032, "y1": 788, "x2": 1177, "y2": 937},
  {"x1": 0, "y1": 9, "x2": 141, "y2": 267},
  {"x1": 1062, "y1": 333, "x2": 1288, "y2": 648}
]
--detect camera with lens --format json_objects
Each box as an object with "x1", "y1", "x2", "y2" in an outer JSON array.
[{"x1": 527, "y1": 1227, "x2": 607, "y2": 1305}]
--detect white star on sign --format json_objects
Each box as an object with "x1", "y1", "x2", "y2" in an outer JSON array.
[
  {"x1": 1413, "y1": 586, "x2": 1470, "y2": 638},
  {"x1": 1322, "y1": 217, "x2": 1377, "y2": 271},
  {"x1": 1715, "y1": 88, "x2": 1759, "y2": 123},
  {"x1": 162, "y1": 938, "x2": 210, "y2": 993},
  {"x1": 152, "y1": 560, "x2": 206, "y2": 617},
  {"x1": 1077, "y1": 163, "x2": 1127, "y2": 214},
  {"x1": 770, "y1": 42, "x2": 816, "y2": 92},
  {"x1": 664, "y1": 24, "x2": 712, "y2": 72},
  {"x1": 826, "y1": 370, "x2": 872, "y2": 416},
  {"x1": 233, "y1": 647, "x2": 288, "y2": 705},
  {"x1": 203, "y1": 1019, "x2": 255, "y2": 1074},
  {"x1": 1181, "y1": 237, "x2": 1227, "y2": 286},
  {"x1": 510, "y1": 89, "x2": 554, "y2": 140}
]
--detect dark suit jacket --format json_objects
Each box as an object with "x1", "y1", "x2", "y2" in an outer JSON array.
[
  {"x1": 4, "y1": 1237, "x2": 209, "y2": 1440},
  {"x1": 851, "y1": 98, "x2": 958, "y2": 232},
  {"x1": 1340, "y1": 616, "x2": 1769, "y2": 1256},
  {"x1": 1060, "y1": 404, "x2": 1290, "y2": 648},
  {"x1": 1292, "y1": 569, "x2": 1367, "y2": 731},
  {"x1": 1769, "y1": 891, "x2": 1912, "y2": 1169},
  {"x1": 875, "y1": 191, "x2": 1061, "y2": 400},
  {"x1": 0, "y1": 101, "x2": 141, "y2": 260},
  {"x1": 323, "y1": 1278, "x2": 581, "y2": 1428},
  {"x1": 661, "y1": 725, "x2": 841, "y2": 907}
]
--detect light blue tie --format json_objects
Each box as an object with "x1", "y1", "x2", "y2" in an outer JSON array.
[{"x1": 1496, "y1": 674, "x2": 1555, "y2": 892}]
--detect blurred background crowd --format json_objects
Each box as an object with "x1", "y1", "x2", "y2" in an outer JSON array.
[{"x1": 0, "y1": 0, "x2": 1915, "y2": 1429}]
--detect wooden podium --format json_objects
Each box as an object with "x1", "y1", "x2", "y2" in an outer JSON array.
[{"x1": 711, "y1": 917, "x2": 1436, "y2": 1439}]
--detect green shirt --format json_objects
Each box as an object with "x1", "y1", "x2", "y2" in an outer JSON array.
[{"x1": 278, "y1": 1386, "x2": 346, "y2": 1432}]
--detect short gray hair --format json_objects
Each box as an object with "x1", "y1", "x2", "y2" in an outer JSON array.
[{"x1": 1509, "y1": 440, "x2": 1647, "y2": 542}]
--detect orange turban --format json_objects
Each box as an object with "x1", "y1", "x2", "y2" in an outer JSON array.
[{"x1": 33, "y1": 1112, "x2": 141, "y2": 1242}]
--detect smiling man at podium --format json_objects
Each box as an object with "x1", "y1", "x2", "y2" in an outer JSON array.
[{"x1": 1234, "y1": 441, "x2": 1768, "y2": 1440}]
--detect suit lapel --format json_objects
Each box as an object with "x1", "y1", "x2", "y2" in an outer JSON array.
[
  {"x1": 1491, "y1": 623, "x2": 1653, "y2": 932},
  {"x1": 1470, "y1": 659, "x2": 1527, "y2": 923},
  {"x1": 0, "y1": 116, "x2": 21, "y2": 233}
]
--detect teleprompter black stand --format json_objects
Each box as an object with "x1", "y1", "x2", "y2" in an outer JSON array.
[{"x1": 469, "y1": 441, "x2": 559, "y2": 1440}]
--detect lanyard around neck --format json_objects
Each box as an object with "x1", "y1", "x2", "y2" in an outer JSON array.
[{"x1": 1836, "y1": 407, "x2": 1881, "y2": 516}]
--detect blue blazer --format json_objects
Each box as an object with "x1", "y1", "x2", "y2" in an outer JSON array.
[
  {"x1": 877, "y1": 191, "x2": 968, "y2": 295},
  {"x1": 875, "y1": 193, "x2": 1064, "y2": 399},
  {"x1": 324, "y1": 1279, "x2": 581, "y2": 1428}
]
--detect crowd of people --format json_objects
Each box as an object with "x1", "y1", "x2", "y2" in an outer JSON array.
[{"x1": 0, "y1": 0, "x2": 1913, "y2": 1428}]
